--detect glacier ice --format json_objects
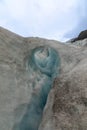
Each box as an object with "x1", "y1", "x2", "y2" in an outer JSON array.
[{"x1": 13, "y1": 46, "x2": 60, "y2": 130}]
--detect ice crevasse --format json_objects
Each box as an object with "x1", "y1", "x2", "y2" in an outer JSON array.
[{"x1": 13, "y1": 46, "x2": 60, "y2": 130}]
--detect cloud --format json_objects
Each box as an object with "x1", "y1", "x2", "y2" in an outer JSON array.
[
  {"x1": 64, "y1": 0, "x2": 87, "y2": 40},
  {"x1": 0, "y1": 0, "x2": 85, "y2": 41}
]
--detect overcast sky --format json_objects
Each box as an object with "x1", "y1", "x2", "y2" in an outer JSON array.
[{"x1": 0, "y1": 0, "x2": 87, "y2": 41}]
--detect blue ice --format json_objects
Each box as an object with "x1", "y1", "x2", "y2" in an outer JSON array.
[{"x1": 13, "y1": 46, "x2": 60, "y2": 130}]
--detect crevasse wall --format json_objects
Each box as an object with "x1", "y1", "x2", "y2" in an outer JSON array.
[{"x1": 13, "y1": 46, "x2": 60, "y2": 130}]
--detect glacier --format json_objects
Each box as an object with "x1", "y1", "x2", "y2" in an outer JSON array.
[{"x1": 13, "y1": 46, "x2": 60, "y2": 130}]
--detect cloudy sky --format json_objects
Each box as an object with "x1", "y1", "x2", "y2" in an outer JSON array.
[{"x1": 0, "y1": 0, "x2": 86, "y2": 41}]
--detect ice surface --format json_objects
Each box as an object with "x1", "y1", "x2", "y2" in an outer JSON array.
[{"x1": 13, "y1": 46, "x2": 60, "y2": 130}]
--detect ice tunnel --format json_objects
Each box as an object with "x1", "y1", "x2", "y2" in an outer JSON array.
[{"x1": 13, "y1": 46, "x2": 60, "y2": 130}]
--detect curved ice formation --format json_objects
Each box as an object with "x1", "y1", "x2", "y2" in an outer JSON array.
[
  {"x1": 28, "y1": 46, "x2": 60, "y2": 78},
  {"x1": 13, "y1": 46, "x2": 60, "y2": 130}
]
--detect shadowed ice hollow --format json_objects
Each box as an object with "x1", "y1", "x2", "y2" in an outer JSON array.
[{"x1": 13, "y1": 46, "x2": 60, "y2": 130}]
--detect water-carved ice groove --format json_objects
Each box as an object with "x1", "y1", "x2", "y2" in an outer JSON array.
[{"x1": 13, "y1": 46, "x2": 60, "y2": 130}]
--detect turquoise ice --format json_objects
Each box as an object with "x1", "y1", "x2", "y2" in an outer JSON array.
[{"x1": 13, "y1": 46, "x2": 60, "y2": 130}]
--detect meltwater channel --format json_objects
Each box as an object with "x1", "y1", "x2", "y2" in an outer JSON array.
[{"x1": 13, "y1": 46, "x2": 60, "y2": 130}]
